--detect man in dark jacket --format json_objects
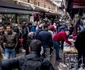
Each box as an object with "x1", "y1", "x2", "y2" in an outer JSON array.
[
  {"x1": 1, "y1": 40, "x2": 55, "y2": 70},
  {"x1": 38, "y1": 24, "x2": 52, "y2": 61},
  {"x1": 21, "y1": 20, "x2": 28, "y2": 50},
  {"x1": 4, "y1": 25, "x2": 18, "y2": 59},
  {"x1": 75, "y1": 30, "x2": 85, "y2": 67},
  {"x1": 13, "y1": 23, "x2": 21, "y2": 53}
]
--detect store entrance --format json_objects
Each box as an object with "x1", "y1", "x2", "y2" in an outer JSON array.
[{"x1": 0, "y1": 14, "x2": 17, "y2": 24}]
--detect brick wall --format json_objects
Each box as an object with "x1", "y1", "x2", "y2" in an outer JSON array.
[
  {"x1": 30, "y1": 0, "x2": 57, "y2": 11},
  {"x1": 1, "y1": 0, "x2": 57, "y2": 11}
]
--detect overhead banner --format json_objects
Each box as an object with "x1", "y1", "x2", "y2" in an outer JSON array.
[{"x1": 73, "y1": 0, "x2": 85, "y2": 8}]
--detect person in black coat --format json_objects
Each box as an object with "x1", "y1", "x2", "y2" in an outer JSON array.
[
  {"x1": 1, "y1": 40, "x2": 55, "y2": 70},
  {"x1": 75, "y1": 30, "x2": 85, "y2": 67},
  {"x1": 13, "y1": 23, "x2": 21, "y2": 53}
]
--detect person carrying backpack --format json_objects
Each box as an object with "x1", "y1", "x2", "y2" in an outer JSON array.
[{"x1": 1, "y1": 39, "x2": 55, "y2": 70}]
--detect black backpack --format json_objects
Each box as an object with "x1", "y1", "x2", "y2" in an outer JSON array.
[{"x1": 22, "y1": 57, "x2": 45, "y2": 70}]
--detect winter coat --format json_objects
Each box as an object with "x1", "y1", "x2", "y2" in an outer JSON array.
[
  {"x1": 13, "y1": 26, "x2": 21, "y2": 38},
  {"x1": 30, "y1": 25, "x2": 36, "y2": 32},
  {"x1": 38, "y1": 30, "x2": 52, "y2": 48},
  {"x1": 35, "y1": 29, "x2": 42, "y2": 39},
  {"x1": 4, "y1": 31, "x2": 18, "y2": 49},
  {"x1": 75, "y1": 30, "x2": 85, "y2": 51},
  {"x1": 58, "y1": 25, "x2": 68, "y2": 32},
  {"x1": 1, "y1": 52, "x2": 55, "y2": 70}
]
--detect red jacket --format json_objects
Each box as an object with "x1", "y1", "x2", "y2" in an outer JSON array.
[{"x1": 53, "y1": 32, "x2": 72, "y2": 45}]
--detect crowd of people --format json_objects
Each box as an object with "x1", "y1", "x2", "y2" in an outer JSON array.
[{"x1": 0, "y1": 16, "x2": 85, "y2": 69}]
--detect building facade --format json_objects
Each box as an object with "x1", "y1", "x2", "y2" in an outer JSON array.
[
  {"x1": 29, "y1": 0, "x2": 57, "y2": 11},
  {"x1": 0, "y1": 0, "x2": 34, "y2": 24},
  {"x1": 0, "y1": 0, "x2": 57, "y2": 23}
]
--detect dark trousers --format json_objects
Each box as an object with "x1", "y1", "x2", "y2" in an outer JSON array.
[
  {"x1": 78, "y1": 48, "x2": 85, "y2": 67},
  {"x1": 61, "y1": 40, "x2": 64, "y2": 50},
  {"x1": 15, "y1": 41, "x2": 20, "y2": 53},
  {"x1": 53, "y1": 40, "x2": 60, "y2": 60}
]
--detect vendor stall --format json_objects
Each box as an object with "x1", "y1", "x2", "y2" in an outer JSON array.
[{"x1": 63, "y1": 39, "x2": 78, "y2": 69}]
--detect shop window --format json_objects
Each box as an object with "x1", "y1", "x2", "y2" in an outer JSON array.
[{"x1": 1, "y1": 14, "x2": 16, "y2": 24}]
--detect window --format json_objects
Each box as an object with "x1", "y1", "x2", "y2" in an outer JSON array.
[{"x1": 38, "y1": 2, "x2": 40, "y2": 6}]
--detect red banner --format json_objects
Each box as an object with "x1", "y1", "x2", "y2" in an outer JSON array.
[{"x1": 73, "y1": 0, "x2": 85, "y2": 6}]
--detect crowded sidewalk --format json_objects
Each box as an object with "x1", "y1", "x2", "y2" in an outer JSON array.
[{"x1": 0, "y1": 15, "x2": 85, "y2": 70}]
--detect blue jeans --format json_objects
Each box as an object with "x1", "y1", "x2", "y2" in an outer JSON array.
[
  {"x1": 43, "y1": 45, "x2": 50, "y2": 61},
  {"x1": 44, "y1": 48, "x2": 50, "y2": 61},
  {"x1": 5, "y1": 48, "x2": 16, "y2": 59},
  {"x1": 53, "y1": 40, "x2": 60, "y2": 60}
]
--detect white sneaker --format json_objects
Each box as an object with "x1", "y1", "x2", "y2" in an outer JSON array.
[{"x1": 21, "y1": 49, "x2": 26, "y2": 53}]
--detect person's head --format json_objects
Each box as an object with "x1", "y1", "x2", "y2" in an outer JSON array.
[
  {"x1": 29, "y1": 40, "x2": 42, "y2": 53},
  {"x1": 28, "y1": 22, "x2": 32, "y2": 27},
  {"x1": 65, "y1": 30, "x2": 70, "y2": 36},
  {"x1": 6, "y1": 25, "x2": 12, "y2": 32},
  {"x1": 23, "y1": 20, "x2": 26, "y2": 24},
  {"x1": 43, "y1": 24, "x2": 48, "y2": 31},
  {"x1": 0, "y1": 24, "x2": 4, "y2": 33}
]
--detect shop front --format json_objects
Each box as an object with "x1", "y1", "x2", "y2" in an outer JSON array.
[
  {"x1": 0, "y1": 1, "x2": 38, "y2": 24},
  {"x1": 0, "y1": 14, "x2": 17, "y2": 24}
]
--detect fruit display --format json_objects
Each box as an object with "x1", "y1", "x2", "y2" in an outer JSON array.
[
  {"x1": 63, "y1": 39, "x2": 78, "y2": 53},
  {"x1": 63, "y1": 47, "x2": 78, "y2": 53}
]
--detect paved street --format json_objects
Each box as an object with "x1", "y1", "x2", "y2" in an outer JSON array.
[{"x1": 51, "y1": 49, "x2": 64, "y2": 70}]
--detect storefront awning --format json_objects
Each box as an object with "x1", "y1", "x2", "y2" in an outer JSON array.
[
  {"x1": 33, "y1": 5, "x2": 49, "y2": 13},
  {"x1": 48, "y1": 10, "x2": 58, "y2": 15},
  {"x1": 15, "y1": 0, "x2": 47, "y2": 12},
  {"x1": 0, "y1": 1, "x2": 32, "y2": 10},
  {"x1": 0, "y1": 7, "x2": 39, "y2": 14}
]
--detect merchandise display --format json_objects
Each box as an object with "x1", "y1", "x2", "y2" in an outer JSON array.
[
  {"x1": 63, "y1": 39, "x2": 78, "y2": 53},
  {"x1": 62, "y1": 39, "x2": 79, "y2": 70}
]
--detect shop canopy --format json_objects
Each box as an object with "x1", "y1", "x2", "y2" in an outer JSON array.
[
  {"x1": 17, "y1": 0, "x2": 49, "y2": 13},
  {"x1": 0, "y1": 0, "x2": 32, "y2": 10},
  {"x1": 34, "y1": 5, "x2": 49, "y2": 13},
  {"x1": 0, "y1": 7, "x2": 39, "y2": 14},
  {"x1": 48, "y1": 10, "x2": 57, "y2": 15},
  {"x1": 0, "y1": 1, "x2": 39, "y2": 14}
]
